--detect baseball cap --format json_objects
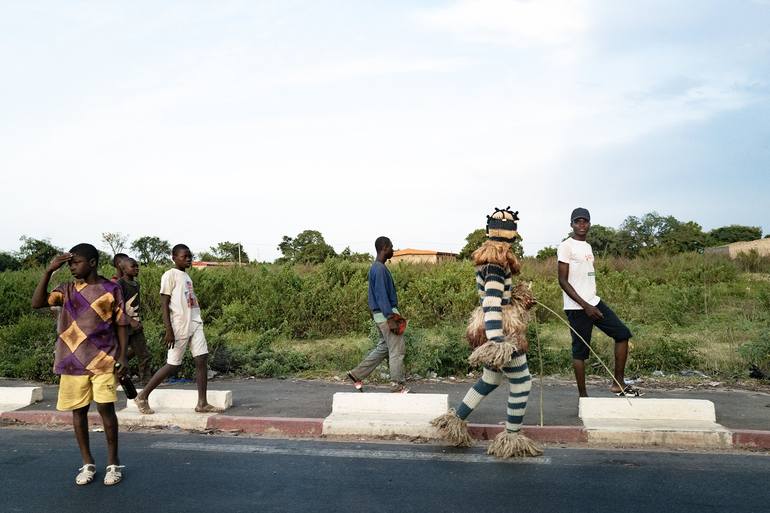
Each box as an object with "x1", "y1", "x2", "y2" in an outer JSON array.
[{"x1": 571, "y1": 207, "x2": 590, "y2": 222}]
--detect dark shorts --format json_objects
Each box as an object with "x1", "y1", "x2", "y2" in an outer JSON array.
[{"x1": 565, "y1": 301, "x2": 632, "y2": 360}]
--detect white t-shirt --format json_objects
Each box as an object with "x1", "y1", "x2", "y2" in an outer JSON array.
[
  {"x1": 557, "y1": 237, "x2": 601, "y2": 310},
  {"x1": 160, "y1": 268, "x2": 203, "y2": 339}
]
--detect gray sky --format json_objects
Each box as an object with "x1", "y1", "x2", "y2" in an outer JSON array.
[{"x1": 1, "y1": 0, "x2": 769, "y2": 261}]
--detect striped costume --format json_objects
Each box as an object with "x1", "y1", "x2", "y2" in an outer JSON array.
[{"x1": 432, "y1": 208, "x2": 542, "y2": 458}]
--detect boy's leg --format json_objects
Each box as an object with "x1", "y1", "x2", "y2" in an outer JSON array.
[
  {"x1": 349, "y1": 328, "x2": 389, "y2": 381},
  {"x1": 72, "y1": 405, "x2": 94, "y2": 465},
  {"x1": 130, "y1": 331, "x2": 152, "y2": 383},
  {"x1": 58, "y1": 375, "x2": 96, "y2": 465},
  {"x1": 566, "y1": 310, "x2": 593, "y2": 397},
  {"x1": 194, "y1": 353, "x2": 212, "y2": 410},
  {"x1": 91, "y1": 373, "x2": 120, "y2": 466},
  {"x1": 96, "y1": 402, "x2": 120, "y2": 466},
  {"x1": 136, "y1": 331, "x2": 190, "y2": 407},
  {"x1": 593, "y1": 301, "x2": 633, "y2": 392},
  {"x1": 136, "y1": 364, "x2": 180, "y2": 401},
  {"x1": 612, "y1": 340, "x2": 629, "y2": 391},
  {"x1": 189, "y1": 325, "x2": 221, "y2": 412}
]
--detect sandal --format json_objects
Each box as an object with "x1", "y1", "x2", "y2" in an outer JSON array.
[
  {"x1": 103, "y1": 465, "x2": 125, "y2": 486},
  {"x1": 134, "y1": 397, "x2": 154, "y2": 414},
  {"x1": 75, "y1": 464, "x2": 96, "y2": 486},
  {"x1": 195, "y1": 404, "x2": 224, "y2": 413},
  {"x1": 615, "y1": 385, "x2": 643, "y2": 397},
  {"x1": 347, "y1": 371, "x2": 363, "y2": 392}
]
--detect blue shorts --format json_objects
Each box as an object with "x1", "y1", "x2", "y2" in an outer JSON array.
[{"x1": 565, "y1": 301, "x2": 632, "y2": 360}]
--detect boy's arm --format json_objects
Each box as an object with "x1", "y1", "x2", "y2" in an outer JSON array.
[
  {"x1": 31, "y1": 253, "x2": 71, "y2": 308},
  {"x1": 557, "y1": 261, "x2": 603, "y2": 320},
  {"x1": 115, "y1": 325, "x2": 128, "y2": 377},
  {"x1": 161, "y1": 294, "x2": 175, "y2": 348}
]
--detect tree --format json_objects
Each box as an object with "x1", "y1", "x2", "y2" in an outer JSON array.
[
  {"x1": 207, "y1": 241, "x2": 249, "y2": 263},
  {"x1": 585, "y1": 224, "x2": 620, "y2": 257},
  {"x1": 536, "y1": 246, "x2": 557, "y2": 260},
  {"x1": 708, "y1": 225, "x2": 762, "y2": 245},
  {"x1": 130, "y1": 236, "x2": 171, "y2": 265},
  {"x1": 616, "y1": 212, "x2": 680, "y2": 257},
  {"x1": 340, "y1": 247, "x2": 372, "y2": 263},
  {"x1": 101, "y1": 232, "x2": 128, "y2": 256},
  {"x1": 660, "y1": 221, "x2": 708, "y2": 254},
  {"x1": 18, "y1": 236, "x2": 61, "y2": 268},
  {"x1": 0, "y1": 252, "x2": 21, "y2": 272},
  {"x1": 458, "y1": 228, "x2": 523, "y2": 259},
  {"x1": 277, "y1": 230, "x2": 336, "y2": 264}
]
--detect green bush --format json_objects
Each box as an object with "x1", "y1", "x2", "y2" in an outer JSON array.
[
  {"x1": 628, "y1": 338, "x2": 700, "y2": 373},
  {"x1": 0, "y1": 314, "x2": 57, "y2": 381}
]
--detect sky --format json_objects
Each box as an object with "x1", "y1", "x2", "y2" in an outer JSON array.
[{"x1": 1, "y1": 0, "x2": 769, "y2": 261}]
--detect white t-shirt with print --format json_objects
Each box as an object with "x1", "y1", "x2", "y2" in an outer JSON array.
[
  {"x1": 557, "y1": 237, "x2": 601, "y2": 310},
  {"x1": 160, "y1": 268, "x2": 203, "y2": 340}
]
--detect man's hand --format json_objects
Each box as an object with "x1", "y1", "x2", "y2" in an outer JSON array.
[
  {"x1": 164, "y1": 328, "x2": 176, "y2": 349},
  {"x1": 115, "y1": 358, "x2": 129, "y2": 378},
  {"x1": 584, "y1": 304, "x2": 604, "y2": 321},
  {"x1": 46, "y1": 253, "x2": 72, "y2": 274}
]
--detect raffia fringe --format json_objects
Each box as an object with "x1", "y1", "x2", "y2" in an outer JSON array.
[
  {"x1": 465, "y1": 305, "x2": 529, "y2": 348},
  {"x1": 487, "y1": 431, "x2": 543, "y2": 458},
  {"x1": 468, "y1": 341, "x2": 517, "y2": 369},
  {"x1": 430, "y1": 409, "x2": 474, "y2": 447}
]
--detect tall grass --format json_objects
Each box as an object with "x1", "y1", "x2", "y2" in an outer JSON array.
[{"x1": 1, "y1": 253, "x2": 769, "y2": 381}]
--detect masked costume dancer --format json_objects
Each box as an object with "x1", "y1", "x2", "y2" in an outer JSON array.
[{"x1": 432, "y1": 207, "x2": 542, "y2": 458}]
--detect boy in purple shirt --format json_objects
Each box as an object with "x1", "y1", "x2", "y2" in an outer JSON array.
[{"x1": 31, "y1": 243, "x2": 129, "y2": 486}]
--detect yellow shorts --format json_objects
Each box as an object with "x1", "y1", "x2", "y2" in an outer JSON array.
[{"x1": 57, "y1": 373, "x2": 117, "y2": 411}]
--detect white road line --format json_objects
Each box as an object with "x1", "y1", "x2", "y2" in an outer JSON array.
[{"x1": 151, "y1": 441, "x2": 552, "y2": 465}]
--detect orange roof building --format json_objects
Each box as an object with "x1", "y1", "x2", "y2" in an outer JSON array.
[{"x1": 390, "y1": 248, "x2": 458, "y2": 265}]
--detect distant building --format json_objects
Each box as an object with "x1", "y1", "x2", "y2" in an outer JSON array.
[
  {"x1": 390, "y1": 248, "x2": 458, "y2": 265},
  {"x1": 705, "y1": 238, "x2": 770, "y2": 258},
  {"x1": 192, "y1": 261, "x2": 238, "y2": 269}
]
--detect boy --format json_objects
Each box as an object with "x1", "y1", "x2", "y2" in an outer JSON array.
[
  {"x1": 347, "y1": 236, "x2": 409, "y2": 393},
  {"x1": 31, "y1": 243, "x2": 129, "y2": 486},
  {"x1": 557, "y1": 208, "x2": 636, "y2": 397},
  {"x1": 118, "y1": 257, "x2": 151, "y2": 384},
  {"x1": 134, "y1": 244, "x2": 221, "y2": 414},
  {"x1": 111, "y1": 253, "x2": 129, "y2": 282}
]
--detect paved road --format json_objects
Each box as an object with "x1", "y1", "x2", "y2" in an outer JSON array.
[
  {"x1": 7, "y1": 377, "x2": 770, "y2": 429},
  {"x1": 2, "y1": 428, "x2": 768, "y2": 513}
]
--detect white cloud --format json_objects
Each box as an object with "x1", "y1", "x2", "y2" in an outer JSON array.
[{"x1": 414, "y1": 0, "x2": 589, "y2": 47}]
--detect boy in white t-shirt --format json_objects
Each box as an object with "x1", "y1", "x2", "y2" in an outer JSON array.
[
  {"x1": 134, "y1": 244, "x2": 222, "y2": 414},
  {"x1": 557, "y1": 208, "x2": 635, "y2": 397}
]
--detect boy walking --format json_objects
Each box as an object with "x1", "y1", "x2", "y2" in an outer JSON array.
[
  {"x1": 31, "y1": 243, "x2": 129, "y2": 486},
  {"x1": 347, "y1": 236, "x2": 409, "y2": 393},
  {"x1": 134, "y1": 244, "x2": 221, "y2": 414},
  {"x1": 118, "y1": 257, "x2": 151, "y2": 384},
  {"x1": 557, "y1": 208, "x2": 636, "y2": 397}
]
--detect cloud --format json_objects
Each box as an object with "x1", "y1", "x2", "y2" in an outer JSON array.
[{"x1": 413, "y1": 0, "x2": 589, "y2": 47}]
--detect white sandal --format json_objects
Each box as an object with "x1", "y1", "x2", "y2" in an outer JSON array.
[
  {"x1": 103, "y1": 465, "x2": 125, "y2": 486},
  {"x1": 75, "y1": 464, "x2": 96, "y2": 486}
]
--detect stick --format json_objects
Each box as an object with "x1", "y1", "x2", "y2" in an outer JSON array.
[{"x1": 533, "y1": 311, "x2": 545, "y2": 426}]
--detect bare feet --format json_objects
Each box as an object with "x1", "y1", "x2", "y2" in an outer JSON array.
[
  {"x1": 134, "y1": 398, "x2": 154, "y2": 414},
  {"x1": 195, "y1": 403, "x2": 223, "y2": 413}
]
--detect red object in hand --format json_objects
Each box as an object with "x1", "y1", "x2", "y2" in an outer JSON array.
[{"x1": 388, "y1": 314, "x2": 408, "y2": 335}]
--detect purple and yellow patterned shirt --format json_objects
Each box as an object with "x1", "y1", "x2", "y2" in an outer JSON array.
[{"x1": 47, "y1": 277, "x2": 128, "y2": 376}]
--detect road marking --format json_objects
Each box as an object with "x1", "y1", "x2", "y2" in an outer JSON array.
[{"x1": 151, "y1": 441, "x2": 551, "y2": 465}]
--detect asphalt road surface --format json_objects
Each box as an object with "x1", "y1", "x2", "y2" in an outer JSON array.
[{"x1": 1, "y1": 428, "x2": 768, "y2": 513}]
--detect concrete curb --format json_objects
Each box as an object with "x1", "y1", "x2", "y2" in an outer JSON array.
[
  {"x1": 3, "y1": 411, "x2": 769, "y2": 450},
  {"x1": 207, "y1": 416, "x2": 324, "y2": 436},
  {"x1": 732, "y1": 429, "x2": 770, "y2": 449}
]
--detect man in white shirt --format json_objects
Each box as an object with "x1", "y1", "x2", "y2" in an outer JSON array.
[{"x1": 557, "y1": 208, "x2": 634, "y2": 397}]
